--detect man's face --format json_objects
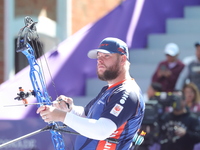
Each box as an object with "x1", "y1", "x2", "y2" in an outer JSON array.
[
  {"x1": 96, "y1": 52, "x2": 121, "y2": 81},
  {"x1": 166, "y1": 54, "x2": 177, "y2": 62},
  {"x1": 172, "y1": 94, "x2": 186, "y2": 112}
]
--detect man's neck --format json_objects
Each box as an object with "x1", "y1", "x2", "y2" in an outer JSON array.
[{"x1": 107, "y1": 73, "x2": 131, "y2": 85}]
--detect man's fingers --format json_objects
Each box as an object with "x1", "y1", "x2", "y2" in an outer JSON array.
[
  {"x1": 56, "y1": 98, "x2": 70, "y2": 109},
  {"x1": 36, "y1": 105, "x2": 48, "y2": 114},
  {"x1": 52, "y1": 101, "x2": 61, "y2": 108},
  {"x1": 60, "y1": 100, "x2": 70, "y2": 109},
  {"x1": 54, "y1": 95, "x2": 73, "y2": 112}
]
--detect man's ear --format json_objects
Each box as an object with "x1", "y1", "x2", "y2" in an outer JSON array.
[{"x1": 121, "y1": 55, "x2": 127, "y2": 64}]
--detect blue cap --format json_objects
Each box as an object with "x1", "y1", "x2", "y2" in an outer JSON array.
[{"x1": 87, "y1": 37, "x2": 129, "y2": 59}]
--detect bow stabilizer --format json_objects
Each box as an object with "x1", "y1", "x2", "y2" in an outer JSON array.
[{"x1": 14, "y1": 87, "x2": 35, "y2": 106}]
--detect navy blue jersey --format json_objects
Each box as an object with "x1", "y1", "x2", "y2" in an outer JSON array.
[{"x1": 74, "y1": 79, "x2": 145, "y2": 150}]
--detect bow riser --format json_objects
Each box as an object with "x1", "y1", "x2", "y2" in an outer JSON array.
[{"x1": 21, "y1": 43, "x2": 51, "y2": 105}]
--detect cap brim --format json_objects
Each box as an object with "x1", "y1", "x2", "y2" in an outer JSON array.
[
  {"x1": 165, "y1": 52, "x2": 176, "y2": 56},
  {"x1": 87, "y1": 49, "x2": 111, "y2": 59}
]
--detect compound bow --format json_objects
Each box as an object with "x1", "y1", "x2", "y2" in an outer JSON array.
[{"x1": 15, "y1": 16, "x2": 65, "y2": 150}]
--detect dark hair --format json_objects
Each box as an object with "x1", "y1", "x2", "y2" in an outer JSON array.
[{"x1": 195, "y1": 42, "x2": 200, "y2": 47}]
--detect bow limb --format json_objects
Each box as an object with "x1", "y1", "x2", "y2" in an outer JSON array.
[{"x1": 16, "y1": 16, "x2": 65, "y2": 150}]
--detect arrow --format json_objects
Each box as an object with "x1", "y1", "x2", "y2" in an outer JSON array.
[
  {"x1": 3, "y1": 99, "x2": 69, "y2": 108},
  {"x1": 3, "y1": 102, "x2": 53, "y2": 107}
]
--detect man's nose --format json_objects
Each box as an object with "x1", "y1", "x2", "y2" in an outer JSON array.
[
  {"x1": 97, "y1": 54, "x2": 103, "y2": 61},
  {"x1": 97, "y1": 58, "x2": 103, "y2": 64}
]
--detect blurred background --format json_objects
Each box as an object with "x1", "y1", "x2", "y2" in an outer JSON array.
[{"x1": 1, "y1": 0, "x2": 200, "y2": 149}]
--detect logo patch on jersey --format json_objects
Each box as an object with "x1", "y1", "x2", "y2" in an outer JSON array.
[
  {"x1": 110, "y1": 104, "x2": 123, "y2": 117},
  {"x1": 120, "y1": 99, "x2": 125, "y2": 104}
]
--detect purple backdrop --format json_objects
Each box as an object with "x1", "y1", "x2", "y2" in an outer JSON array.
[{"x1": 0, "y1": 0, "x2": 200, "y2": 149}]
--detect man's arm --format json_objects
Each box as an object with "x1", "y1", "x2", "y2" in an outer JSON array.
[
  {"x1": 70, "y1": 105, "x2": 86, "y2": 117},
  {"x1": 36, "y1": 105, "x2": 117, "y2": 140},
  {"x1": 64, "y1": 113, "x2": 117, "y2": 140}
]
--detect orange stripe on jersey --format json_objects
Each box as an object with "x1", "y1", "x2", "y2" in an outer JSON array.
[
  {"x1": 107, "y1": 79, "x2": 134, "y2": 90},
  {"x1": 107, "y1": 79, "x2": 126, "y2": 90},
  {"x1": 96, "y1": 122, "x2": 127, "y2": 150}
]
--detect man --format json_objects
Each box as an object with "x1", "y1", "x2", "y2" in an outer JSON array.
[
  {"x1": 159, "y1": 92, "x2": 200, "y2": 150},
  {"x1": 37, "y1": 37, "x2": 145, "y2": 150},
  {"x1": 175, "y1": 42, "x2": 200, "y2": 91},
  {"x1": 151, "y1": 43, "x2": 185, "y2": 92}
]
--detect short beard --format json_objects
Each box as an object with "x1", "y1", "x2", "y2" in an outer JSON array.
[{"x1": 97, "y1": 63, "x2": 120, "y2": 81}]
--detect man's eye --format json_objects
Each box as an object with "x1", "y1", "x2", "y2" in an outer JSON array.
[{"x1": 105, "y1": 54, "x2": 110, "y2": 57}]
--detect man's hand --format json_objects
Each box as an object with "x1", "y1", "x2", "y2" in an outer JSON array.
[
  {"x1": 157, "y1": 70, "x2": 171, "y2": 78},
  {"x1": 36, "y1": 105, "x2": 67, "y2": 123},
  {"x1": 53, "y1": 95, "x2": 74, "y2": 112}
]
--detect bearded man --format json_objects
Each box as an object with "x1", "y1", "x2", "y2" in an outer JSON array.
[{"x1": 37, "y1": 37, "x2": 145, "y2": 150}]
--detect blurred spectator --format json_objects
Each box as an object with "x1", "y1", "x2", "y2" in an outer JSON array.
[
  {"x1": 152, "y1": 43, "x2": 185, "y2": 92},
  {"x1": 175, "y1": 42, "x2": 200, "y2": 91},
  {"x1": 143, "y1": 82, "x2": 163, "y2": 102},
  {"x1": 159, "y1": 92, "x2": 200, "y2": 150},
  {"x1": 182, "y1": 82, "x2": 200, "y2": 113}
]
